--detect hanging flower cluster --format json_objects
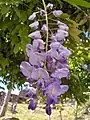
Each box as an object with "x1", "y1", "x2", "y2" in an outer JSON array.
[{"x1": 20, "y1": 3, "x2": 71, "y2": 116}]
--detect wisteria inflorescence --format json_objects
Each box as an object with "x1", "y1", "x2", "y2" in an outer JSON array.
[{"x1": 20, "y1": 2, "x2": 71, "y2": 116}]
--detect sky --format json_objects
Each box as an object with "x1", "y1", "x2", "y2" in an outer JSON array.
[{"x1": 0, "y1": 77, "x2": 29, "y2": 95}]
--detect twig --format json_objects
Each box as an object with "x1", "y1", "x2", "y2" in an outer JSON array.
[{"x1": 42, "y1": 0, "x2": 49, "y2": 51}]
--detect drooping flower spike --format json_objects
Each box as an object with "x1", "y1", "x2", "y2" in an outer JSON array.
[{"x1": 20, "y1": 1, "x2": 71, "y2": 116}]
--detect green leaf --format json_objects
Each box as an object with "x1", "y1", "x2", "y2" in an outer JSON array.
[
  {"x1": 20, "y1": 11, "x2": 27, "y2": 22},
  {"x1": 14, "y1": 43, "x2": 21, "y2": 54},
  {"x1": 1, "y1": 5, "x2": 10, "y2": 15},
  {"x1": 69, "y1": 27, "x2": 82, "y2": 43},
  {"x1": 60, "y1": 13, "x2": 70, "y2": 19},
  {"x1": 11, "y1": 35, "x2": 18, "y2": 46},
  {"x1": 69, "y1": 27, "x2": 82, "y2": 36},
  {"x1": 14, "y1": 8, "x2": 27, "y2": 22},
  {"x1": 63, "y1": 0, "x2": 90, "y2": 8},
  {"x1": 0, "y1": 55, "x2": 9, "y2": 68},
  {"x1": 79, "y1": 16, "x2": 88, "y2": 25},
  {"x1": 14, "y1": 7, "x2": 21, "y2": 18},
  {"x1": 88, "y1": 53, "x2": 90, "y2": 59}
]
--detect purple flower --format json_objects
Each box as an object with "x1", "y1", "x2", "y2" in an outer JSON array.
[
  {"x1": 20, "y1": 61, "x2": 33, "y2": 78},
  {"x1": 50, "y1": 34, "x2": 57, "y2": 41},
  {"x1": 26, "y1": 44, "x2": 33, "y2": 57},
  {"x1": 51, "y1": 68, "x2": 69, "y2": 79},
  {"x1": 28, "y1": 99, "x2": 37, "y2": 110},
  {"x1": 31, "y1": 68, "x2": 49, "y2": 80},
  {"x1": 20, "y1": 4, "x2": 71, "y2": 116},
  {"x1": 59, "y1": 85, "x2": 69, "y2": 94},
  {"x1": 83, "y1": 64, "x2": 88, "y2": 70},
  {"x1": 44, "y1": 81, "x2": 69, "y2": 97},
  {"x1": 28, "y1": 31, "x2": 41, "y2": 39},
  {"x1": 46, "y1": 95, "x2": 58, "y2": 105},
  {"x1": 57, "y1": 29, "x2": 68, "y2": 37},
  {"x1": 58, "y1": 24, "x2": 69, "y2": 31},
  {"x1": 57, "y1": 21, "x2": 69, "y2": 30},
  {"x1": 28, "y1": 12, "x2": 36, "y2": 20},
  {"x1": 33, "y1": 39, "x2": 45, "y2": 50},
  {"x1": 41, "y1": 24, "x2": 48, "y2": 32},
  {"x1": 40, "y1": 9, "x2": 45, "y2": 16},
  {"x1": 37, "y1": 79, "x2": 45, "y2": 88},
  {"x1": 47, "y1": 49, "x2": 59, "y2": 59},
  {"x1": 55, "y1": 30, "x2": 66, "y2": 42},
  {"x1": 56, "y1": 58, "x2": 68, "y2": 69},
  {"x1": 44, "y1": 81, "x2": 62, "y2": 96},
  {"x1": 29, "y1": 52, "x2": 45, "y2": 66},
  {"x1": 26, "y1": 87, "x2": 37, "y2": 98},
  {"x1": 50, "y1": 42, "x2": 60, "y2": 50},
  {"x1": 46, "y1": 56, "x2": 56, "y2": 72},
  {"x1": 58, "y1": 46, "x2": 71, "y2": 58},
  {"x1": 46, "y1": 105, "x2": 51, "y2": 116},
  {"x1": 53, "y1": 10, "x2": 63, "y2": 17},
  {"x1": 47, "y1": 3, "x2": 53, "y2": 9},
  {"x1": 29, "y1": 21, "x2": 39, "y2": 29}
]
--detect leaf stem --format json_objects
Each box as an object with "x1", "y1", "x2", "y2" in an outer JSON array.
[
  {"x1": 48, "y1": 115, "x2": 51, "y2": 120},
  {"x1": 42, "y1": 0, "x2": 48, "y2": 51}
]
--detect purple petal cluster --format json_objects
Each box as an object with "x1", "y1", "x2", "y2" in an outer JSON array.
[
  {"x1": 28, "y1": 12, "x2": 36, "y2": 20},
  {"x1": 53, "y1": 10, "x2": 63, "y2": 17},
  {"x1": 51, "y1": 22, "x2": 69, "y2": 44},
  {"x1": 28, "y1": 30, "x2": 41, "y2": 39},
  {"x1": 47, "y1": 3, "x2": 53, "y2": 9},
  {"x1": 41, "y1": 24, "x2": 48, "y2": 32},
  {"x1": 20, "y1": 3, "x2": 71, "y2": 116},
  {"x1": 29, "y1": 21, "x2": 39, "y2": 29}
]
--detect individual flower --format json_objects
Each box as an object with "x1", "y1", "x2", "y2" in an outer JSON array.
[
  {"x1": 26, "y1": 44, "x2": 35, "y2": 57},
  {"x1": 46, "y1": 95, "x2": 58, "y2": 105},
  {"x1": 44, "y1": 81, "x2": 68, "y2": 114},
  {"x1": 59, "y1": 85, "x2": 69, "y2": 94},
  {"x1": 31, "y1": 68, "x2": 49, "y2": 80},
  {"x1": 29, "y1": 21, "x2": 39, "y2": 29},
  {"x1": 40, "y1": 9, "x2": 45, "y2": 16},
  {"x1": 37, "y1": 79, "x2": 45, "y2": 88},
  {"x1": 56, "y1": 57, "x2": 68, "y2": 69},
  {"x1": 28, "y1": 31, "x2": 41, "y2": 39},
  {"x1": 33, "y1": 39, "x2": 45, "y2": 50},
  {"x1": 29, "y1": 52, "x2": 45, "y2": 66},
  {"x1": 53, "y1": 10, "x2": 63, "y2": 17},
  {"x1": 50, "y1": 42, "x2": 60, "y2": 50},
  {"x1": 57, "y1": 21, "x2": 69, "y2": 30},
  {"x1": 58, "y1": 24, "x2": 69, "y2": 31},
  {"x1": 46, "y1": 56, "x2": 56, "y2": 72},
  {"x1": 55, "y1": 30, "x2": 68, "y2": 42},
  {"x1": 26, "y1": 87, "x2": 37, "y2": 99},
  {"x1": 20, "y1": 61, "x2": 33, "y2": 79},
  {"x1": 44, "y1": 81, "x2": 62, "y2": 97},
  {"x1": 82, "y1": 64, "x2": 88, "y2": 70},
  {"x1": 44, "y1": 81, "x2": 69, "y2": 98},
  {"x1": 28, "y1": 99, "x2": 37, "y2": 110},
  {"x1": 51, "y1": 68, "x2": 69, "y2": 79},
  {"x1": 31, "y1": 68, "x2": 49, "y2": 88},
  {"x1": 47, "y1": 48, "x2": 59, "y2": 60},
  {"x1": 82, "y1": 64, "x2": 90, "y2": 72},
  {"x1": 50, "y1": 34, "x2": 57, "y2": 42},
  {"x1": 28, "y1": 12, "x2": 36, "y2": 20},
  {"x1": 47, "y1": 3, "x2": 53, "y2": 9},
  {"x1": 57, "y1": 29, "x2": 68, "y2": 37},
  {"x1": 41, "y1": 24, "x2": 48, "y2": 32},
  {"x1": 58, "y1": 46, "x2": 72, "y2": 58},
  {"x1": 46, "y1": 105, "x2": 51, "y2": 116}
]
